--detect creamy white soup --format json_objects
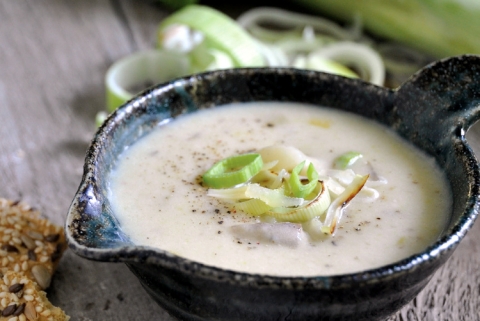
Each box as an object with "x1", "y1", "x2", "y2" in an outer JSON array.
[{"x1": 108, "y1": 102, "x2": 451, "y2": 276}]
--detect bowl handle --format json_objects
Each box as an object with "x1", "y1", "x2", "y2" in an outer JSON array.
[{"x1": 392, "y1": 55, "x2": 480, "y2": 150}]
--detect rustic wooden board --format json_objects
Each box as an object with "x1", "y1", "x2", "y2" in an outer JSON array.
[{"x1": 0, "y1": 1, "x2": 478, "y2": 320}]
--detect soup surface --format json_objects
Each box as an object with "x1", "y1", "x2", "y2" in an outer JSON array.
[{"x1": 109, "y1": 102, "x2": 451, "y2": 276}]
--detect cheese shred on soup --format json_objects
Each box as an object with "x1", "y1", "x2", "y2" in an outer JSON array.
[{"x1": 109, "y1": 102, "x2": 451, "y2": 277}]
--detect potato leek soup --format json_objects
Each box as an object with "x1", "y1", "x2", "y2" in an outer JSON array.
[{"x1": 108, "y1": 102, "x2": 451, "y2": 276}]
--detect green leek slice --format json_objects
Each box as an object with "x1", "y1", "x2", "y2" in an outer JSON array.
[
  {"x1": 202, "y1": 153, "x2": 263, "y2": 189},
  {"x1": 105, "y1": 49, "x2": 190, "y2": 111},
  {"x1": 157, "y1": 5, "x2": 265, "y2": 67},
  {"x1": 268, "y1": 181, "x2": 330, "y2": 222},
  {"x1": 333, "y1": 151, "x2": 363, "y2": 169},
  {"x1": 288, "y1": 161, "x2": 319, "y2": 198},
  {"x1": 245, "y1": 184, "x2": 304, "y2": 207}
]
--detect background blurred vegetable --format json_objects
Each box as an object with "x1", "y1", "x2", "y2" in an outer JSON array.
[
  {"x1": 154, "y1": 0, "x2": 198, "y2": 10},
  {"x1": 295, "y1": 0, "x2": 480, "y2": 59}
]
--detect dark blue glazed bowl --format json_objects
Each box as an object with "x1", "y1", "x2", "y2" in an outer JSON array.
[{"x1": 66, "y1": 55, "x2": 480, "y2": 321}]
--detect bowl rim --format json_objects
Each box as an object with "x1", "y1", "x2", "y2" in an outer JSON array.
[{"x1": 66, "y1": 59, "x2": 480, "y2": 288}]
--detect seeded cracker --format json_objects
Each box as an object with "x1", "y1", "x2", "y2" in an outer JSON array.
[
  {"x1": 0, "y1": 271, "x2": 69, "y2": 321},
  {"x1": 0, "y1": 198, "x2": 69, "y2": 320}
]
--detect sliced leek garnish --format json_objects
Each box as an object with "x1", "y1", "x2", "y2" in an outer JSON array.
[
  {"x1": 268, "y1": 181, "x2": 330, "y2": 222},
  {"x1": 333, "y1": 151, "x2": 363, "y2": 169},
  {"x1": 246, "y1": 184, "x2": 304, "y2": 207},
  {"x1": 203, "y1": 146, "x2": 374, "y2": 237},
  {"x1": 202, "y1": 153, "x2": 263, "y2": 189},
  {"x1": 288, "y1": 161, "x2": 319, "y2": 198}
]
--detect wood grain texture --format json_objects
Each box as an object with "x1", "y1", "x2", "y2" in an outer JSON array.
[{"x1": 0, "y1": 1, "x2": 478, "y2": 320}]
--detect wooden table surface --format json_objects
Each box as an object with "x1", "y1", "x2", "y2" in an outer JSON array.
[{"x1": 1, "y1": 1, "x2": 479, "y2": 320}]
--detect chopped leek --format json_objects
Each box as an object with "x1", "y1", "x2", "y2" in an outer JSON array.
[
  {"x1": 104, "y1": 49, "x2": 190, "y2": 112},
  {"x1": 258, "y1": 145, "x2": 307, "y2": 172},
  {"x1": 322, "y1": 174, "x2": 369, "y2": 235},
  {"x1": 288, "y1": 161, "x2": 319, "y2": 198},
  {"x1": 234, "y1": 199, "x2": 272, "y2": 216},
  {"x1": 158, "y1": 24, "x2": 236, "y2": 73},
  {"x1": 208, "y1": 184, "x2": 304, "y2": 208},
  {"x1": 202, "y1": 153, "x2": 263, "y2": 189},
  {"x1": 245, "y1": 184, "x2": 305, "y2": 207},
  {"x1": 333, "y1": 151, "x2": 363, "y2": 169},
  {"x1": 105, "y1": 5, "x2": 397, "y2": 113},
  {"x1": 157, "y1": 5, "x2": 265, "y2": 67},
  {"x1": 308, "y1": 42, "x2": 385, "y2": 85},
  {"x1": 269, "y1": 181, "x2": 330, "y2": 222},
  {"x1": 236, "y1": 7, "x2": 360, "y2": 43},
  {"x1": 203, "y1": 146, "x2": 375, "y2": 236},
  {"x1": 236, "y1": 7, "x2": 386, "y2": 85}
]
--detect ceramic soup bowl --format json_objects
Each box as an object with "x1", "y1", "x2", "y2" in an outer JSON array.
[{"x1": 66, "y1": 55, "x2": 480, "y2": 321}]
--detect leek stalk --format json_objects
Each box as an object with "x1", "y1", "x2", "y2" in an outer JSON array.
[{"x1": 295, "y1": 0, "x2": 480, "y2": 58}]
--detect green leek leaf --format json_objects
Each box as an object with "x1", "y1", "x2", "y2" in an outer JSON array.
[{"x1": 296, "y1": 0, "x2": 480, "y2": 58}]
